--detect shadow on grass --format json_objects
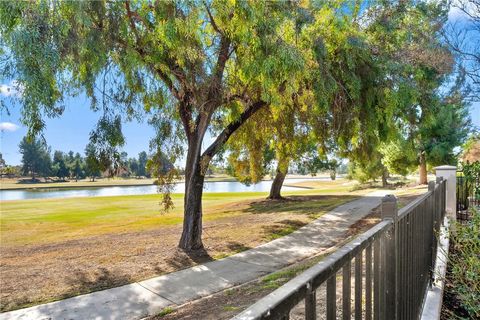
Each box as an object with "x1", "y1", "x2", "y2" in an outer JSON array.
[
  {"x1": 62, "y1": 267, "x2": 133, "y2": 299},
  {"x1": 224, "y1": 241, "x2": 252, "y2": 253},
  {"x1": 243, "y1": 195, "x2": 359, "y2": 216},
  {"x1": 16, "y1": 178, "x2": 68, "y2": 185},
  {"x1": 262, "y1": 219, "x2": 309, "y2": 240},
  {"x1": 18, "y1": 268, "x2": 154, "y2": 319},
  {"x1": 151, "y1": 246, "x2": 214, "y2": 275}
]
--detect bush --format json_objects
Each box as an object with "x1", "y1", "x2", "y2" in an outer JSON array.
[{"x1": 444, "y1": 209, "x2": 480, "y2": 319}]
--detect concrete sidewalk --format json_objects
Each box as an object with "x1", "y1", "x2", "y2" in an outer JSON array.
[{"x1": 1, "y1": 190, "x2": 389, "y2": 320}]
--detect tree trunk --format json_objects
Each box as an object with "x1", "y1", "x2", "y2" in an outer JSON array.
[
  {"x1": 179, "y1": 167, "x2": 205, "y2": 250},
  {"x1": 382, "y1": 169, "x2": 388, "y2": 188},
  {"x1": 179, "y1": 135, "x2": 207, "y2": 251},
  {"x1": 419, "y1": 152, "x2": 427, "y2": 185},
  {"x1": 177, "y1": 100, "x2": 268, "y2": 250},
  {"x1": 330, "y1": 170, "x2": 336, "y2": 181},
  {"x1": 268, "y1": 158, "x2": 289, "y2": 200}
]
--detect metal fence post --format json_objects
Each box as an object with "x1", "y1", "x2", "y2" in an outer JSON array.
[
  {"x1": 429, "y1": 180, "x2": 437, "y2": 287},
  {"x1": 381, "y1": 195, "x2": 398, "y2": 320},
  {"x1": 434, "y1": 165, "x2": 457, "y2": 220}
]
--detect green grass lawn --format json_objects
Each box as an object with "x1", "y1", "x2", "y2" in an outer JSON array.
[
  {"x1": 1, "y1": 192, "x2": 254, "y2": 246},
  {"x1": 0, "y1": 181, "x2": 356, "y2": 247}
]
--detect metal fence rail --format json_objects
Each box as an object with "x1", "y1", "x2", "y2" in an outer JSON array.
[{"x1": 233, "y1": 179, "x2": 446, "y2": 320}]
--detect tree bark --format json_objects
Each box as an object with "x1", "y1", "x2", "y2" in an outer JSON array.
[
  {"x1": 268, "y1": 158, "x2": 289, "y2": 200},
  {"x1": 330, "y1": 170, "x2": 336, "y2": 181},
  {"x1": 382, "y1": 169, "x2": 388, "y2": 188},
  {"x1": 179, "y1": 169, "x2": 205, "y2": 250},
  {"x1": 179, "y1": 130, "x2": 207, "y2": 250},
  {"x1": 419, "y1": 152, "x2": 428, "y2": 185}
]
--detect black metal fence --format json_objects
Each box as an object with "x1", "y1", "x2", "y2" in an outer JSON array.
[
  {"x1": 456, "y1": 171, "x2": 480, "y2": 220},
  {"x1": 233, "y1": 179, "x2": 446, "y2": 320}
]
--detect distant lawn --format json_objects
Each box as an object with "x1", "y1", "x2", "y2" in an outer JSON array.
[{"x1": 0, "y1": 174, "x2": 237, "y2": 190}]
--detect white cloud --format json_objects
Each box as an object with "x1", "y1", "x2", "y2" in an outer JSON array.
[
  {"x1": 0, "y1": 80, "x2": 23, "y2": 97},
  {"x1": 0, "y1": 122, "x2": 20, "y2": 132}
]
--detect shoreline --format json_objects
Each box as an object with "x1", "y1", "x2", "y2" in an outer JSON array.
[{"x1": 0, "y1": 175, "x2": 337, "y2": 191}]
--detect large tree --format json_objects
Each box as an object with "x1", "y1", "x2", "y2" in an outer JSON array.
[
  {"x1": 1, "y1": 1, "x2": 307, "y2": 250},
  {"x1": 226, "y1": 1, "x2": 399, "y2": 197}
]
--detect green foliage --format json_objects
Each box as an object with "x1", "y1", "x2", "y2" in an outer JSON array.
[
  {"x1": 18, "y1": 137, "x2": 51, "y2": 180},
  {"x1": 52, "y1": 151, "x2": 70, "y2": 180},
  {"x1": 380, "y1": 136, "x2": 417, "y2": 176},
  {"x1": 447, "y1": 209, "x2": 480, "y2": 319},
  {"x1": 156, "y1": 307, "x2": 175, "y2": 318},
  {"x1": 419, "y1": 91, "x2": 471, "y2": 167},
  {"x1": 84, "y1": 143, "x2": 102, "y2": 181},
  {"x1": 146, "y1": 149, "x2": 177, "y2": 210},
  {"x1": 137, "y1": 151, "x2": 148, "y2": 177},
  {"x1": 347, "y1": 153, "x2": 385, "y2": 184}
]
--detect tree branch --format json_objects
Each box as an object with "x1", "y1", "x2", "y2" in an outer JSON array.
[
  {"x1": 204, "y1": 1, "x2": 223, "y2": 35},
  {"x1": 201, "y1": 100, "x2": 268, "y2": 160}
]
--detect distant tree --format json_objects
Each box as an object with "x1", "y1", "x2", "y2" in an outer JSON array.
[
  {"x1": 3, "y1": 166, "x2": 19, "y2": 178},
  {"x1": 65, "y1": 151, "x2": 75, "y2": 178},
  {"x1": 19, "y1": 137, "x2": 51, "y2": 180},
  {"x1": 137, "y1": 151, "x2": 148, "y2": 178},
  {"x1": 52, "y1": 151, "x2": 69, "y2": 180},
  {"x1": 73, "y1": 153, "x2": 83, "y2": 181},
  {"x1": 84, "y1": 143, "x2": 101, "y2": 182},
  {"x1": 128, "y1": 158, "x2": 139, "y2": 177},
  {"x1": 0, "y1": 152, "x2": 5, "y2": 170}
]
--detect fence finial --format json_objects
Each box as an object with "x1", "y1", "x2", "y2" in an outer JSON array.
[{"x1": 381, "y1": 194, "x2": 398, "y2": 221}]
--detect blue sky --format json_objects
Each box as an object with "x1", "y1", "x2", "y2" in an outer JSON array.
[
  {"x1": 0, "y1": 93, "x2": 156, "y2": 165},
  {"x1": 1, "y1": 5, "x2": 479, "y2": 166}
]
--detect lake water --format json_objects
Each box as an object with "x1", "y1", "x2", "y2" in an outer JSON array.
[{"x1": 0, "y1": 178, "x2": 330, "y2": 201}]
